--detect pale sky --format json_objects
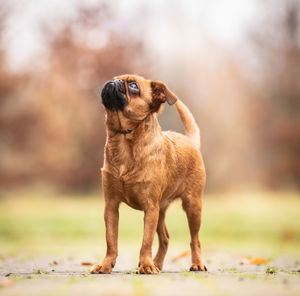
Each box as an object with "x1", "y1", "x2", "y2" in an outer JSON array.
[{"x1": 2, "y1": 0, "x2": 259, "y2": 70}]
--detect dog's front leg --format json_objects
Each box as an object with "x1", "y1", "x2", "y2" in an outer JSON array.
[
  {"x1": 90, "y1": 200, "x2": 119, "y2": 274},
  {"x1": 138, "y1": 204, "x2": 160, "y2": 274}
]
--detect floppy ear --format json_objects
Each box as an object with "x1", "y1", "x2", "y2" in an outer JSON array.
[{"x1": 150, "y1": 81, "x2": 178, "y2": 111}]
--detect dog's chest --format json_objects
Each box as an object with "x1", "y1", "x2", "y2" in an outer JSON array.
[
  {"x1": 106, "y1": 139, "x2": 163, "y2": 182},
  {"x1": 103, "y1": 163, "x2": 166, "y2": 211},
  {"x1": 121, "y1": 181, "x2": 152, "y2": 210},
  {"x1": 108, "y1": 158, "x2": 152, "y2": 183}
]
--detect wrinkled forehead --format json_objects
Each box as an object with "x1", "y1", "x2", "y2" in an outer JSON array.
[
  {"x1": 114, "y1": 74, "x2": 146, "y2": 84},
  {"x1": 113, "y1": 74, "x2": 152, "y2": 101}
]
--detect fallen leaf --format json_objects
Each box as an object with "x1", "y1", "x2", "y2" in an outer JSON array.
[
  {"x1": 81, "y1": 262, "x2": 94, "y2": 266},
  {"x1": 240, "y1": 256, "x2": 269, "y2": 265},
  {"x1": 52, "y1": 260, "x2": 58, "y2": 265},
  {"x1": 171, "y1": 251, "x2": 190, "y2": 262},
  {"x1": 0, "y1": 277, "x2": 14, "y2": 287},
  {"x1": 249, "y1": 257, "x2": 269, "y2": 265}
]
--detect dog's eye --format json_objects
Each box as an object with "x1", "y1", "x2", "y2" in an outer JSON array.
[{"x1": 128, "y1": 82, "x2": 139, "y2": 90}]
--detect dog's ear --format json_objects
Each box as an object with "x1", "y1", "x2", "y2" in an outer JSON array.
[{"x1": 150, "y1": 81, "x2": 178, "y2": 111}]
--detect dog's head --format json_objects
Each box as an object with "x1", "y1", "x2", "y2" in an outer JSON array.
[{"x1": 101, "y1": 74, "x2": 177, "y2": 123}]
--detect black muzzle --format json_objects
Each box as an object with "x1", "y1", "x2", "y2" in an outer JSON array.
[{"x1": 101, "y1": 79, "x2": 127, "y2": 111}]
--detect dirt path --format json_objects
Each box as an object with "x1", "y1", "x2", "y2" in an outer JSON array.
[{"x1": 1, "y1": 250, "x2": 300, "y2": 296}]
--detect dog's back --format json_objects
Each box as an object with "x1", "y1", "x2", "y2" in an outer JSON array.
[
  {"x1": 161, "y1": 100, "x2": 205, "y2": 200},
  {"x1": 162, "y1": 130, "x2": 205, "y2": 189}
]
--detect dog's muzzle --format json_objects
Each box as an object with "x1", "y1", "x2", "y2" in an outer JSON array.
[{"x1": 101, "y1": 79, "x2": 128, "y2": 111}]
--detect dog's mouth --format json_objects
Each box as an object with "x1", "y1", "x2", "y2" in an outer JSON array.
[{"x1": 101, "y1": 79, "x2": 128, "y2": 111}]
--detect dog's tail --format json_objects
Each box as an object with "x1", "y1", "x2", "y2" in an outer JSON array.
[{"x1": 174, "y1": 100, "x2": 200, "y2": 149}]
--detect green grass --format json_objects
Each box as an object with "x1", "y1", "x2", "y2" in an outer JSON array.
[{"x1": 0, "y1": 192, "x2": 299, "y2": 256}]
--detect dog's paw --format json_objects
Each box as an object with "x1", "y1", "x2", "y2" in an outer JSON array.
[
  {"x1": 90, "y1": 263, "x2": 112, "y2": 274},
  {"x1": 153, "y1": 259, "x2": 163, "y2": 271},
  {"x1": 138, "y1": 262, "x2": 159, "y2": 274},
  {"x1": 189, "y1": 263, "x2": 207, "y2": 272},
  {"x1": 90, "y1": 264, "x2": 102, "y2": 274}
]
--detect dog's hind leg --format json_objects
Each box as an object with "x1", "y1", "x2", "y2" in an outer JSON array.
[
  {"x1": 153, "y1": 208, "x2": 170, "y2": 270},
  {"x1": 182, "y1": 194, "x2": 207, "y2": 272}
]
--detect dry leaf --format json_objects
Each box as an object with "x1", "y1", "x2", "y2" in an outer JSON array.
[
  {"x1": 0, "y1": 277, "x2": 14, "y2": 287},
  {"x1": 240, "y1": 256, "x2": 269, "y2": 265},
  {"x1": 248, "y1": 257, "x2": 269, "y2": 265},
  {"x1": 52, "y1": 260, "x2": 58, "y2": 265},
  {"x1": 81, "y1": 261, "x2": 94, "y2": 266},
  {"x1": 171, "y1": 251, "x2": 190, "y2": 262}
]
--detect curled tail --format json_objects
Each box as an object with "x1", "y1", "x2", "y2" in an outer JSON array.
[{"x1": 174, "y1": 100, "x2": 200, "y2": 149}]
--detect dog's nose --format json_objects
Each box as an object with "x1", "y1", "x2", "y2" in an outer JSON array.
[
  {"x1": 103, "y1": 80, "x2": 114, "y2": 87},
  {"x1": 103, "y1": 81, "x2": 115, "y2": 93},
  {"x1": 114, "y1": 79, "x2": 126, "y2": 94}
]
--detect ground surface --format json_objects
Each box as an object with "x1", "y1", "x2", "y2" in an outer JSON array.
[{"x1": 0, "y1": 192, "x2": 300, "y2": 295}]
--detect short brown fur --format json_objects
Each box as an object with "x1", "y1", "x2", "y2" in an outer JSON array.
[{"x1": 90, "y1": 74, "x2": 207, "y2": 274}]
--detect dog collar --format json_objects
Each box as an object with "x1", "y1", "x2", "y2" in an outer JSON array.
[{"x1": 113, "y1": 129, "x2": 132, "y2": 135}]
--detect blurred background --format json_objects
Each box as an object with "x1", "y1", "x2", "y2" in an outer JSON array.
[
  {"x1": 1, "y1": 0, "x2": 299, "y2": 194},
  {"x1": 0, "y1": 0, "x2": 299, "y2": 258}
]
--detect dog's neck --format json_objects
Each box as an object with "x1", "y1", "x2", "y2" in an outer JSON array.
[
  {"x1": 105, "y1": 112, "x2": 161, "y2": 140},
  {"x1": 110, "y1": 128, "x2": 132, "y2": 135},
  {"x1": 104, "y1": 113, "x2": 163, "y2": 178},
  {"x1": 125, "y1": 114, "x2": 161, "y2": 140}
]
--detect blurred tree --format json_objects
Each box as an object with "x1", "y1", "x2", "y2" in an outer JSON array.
[
  {"x1": 0, "y1": 3, "x2": 149, "y2": 192},
  {"x1": 0, "y1": 5, "x2": 38, "y2": 189},
  {"x1": 2, "y1": 0, "x2": 299, "y2": 194},
  {"x1": 248, "y1": 0, "x2": 300, "y2": 189}
]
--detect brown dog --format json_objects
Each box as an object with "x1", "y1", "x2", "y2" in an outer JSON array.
[{"x1": 90, "y1": 74, "x2": 206, "y2": 274}]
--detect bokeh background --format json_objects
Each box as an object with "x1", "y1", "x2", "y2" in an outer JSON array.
[
  {"x1": 1, "y1": 0, "x2": 299, "y2": 194},
  {"x1": 0, "y1": 0, "x2": 299, "y2": 260}
]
